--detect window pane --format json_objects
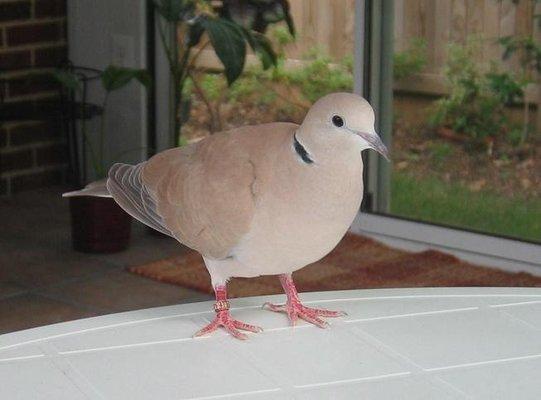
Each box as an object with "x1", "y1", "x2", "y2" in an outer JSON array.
[
  {"x1": 389, "y1": 0, "x2": 541, "y2": 243},
  {"x1": 181, "y1": 1, "x2": 354, "y2": 140}
]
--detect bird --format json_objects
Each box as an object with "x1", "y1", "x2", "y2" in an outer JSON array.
[{"x1": 64, "y1": 92, "x2": 389, "y2": 340}]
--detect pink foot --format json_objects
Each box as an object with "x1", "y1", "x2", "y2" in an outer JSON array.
[
  {"x1": 263, "y1": 301, "x2": 345, "y2": 328},
  {"x1": 263, "y1": 274, "x2": 346, "y2": 328},
  {"x1": 194, "y1": 310, "x2": 263, "y2": 340},
  {"x1": 194, "y1": 285, "x2": 263, "y2": 340}
]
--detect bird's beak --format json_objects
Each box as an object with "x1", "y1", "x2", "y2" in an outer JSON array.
[{"x1": 355, "y1": 131, "x2": 390, "y2": 161}]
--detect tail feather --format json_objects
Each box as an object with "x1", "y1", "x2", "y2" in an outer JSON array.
[{"x1": 62, "y1": 179, "x2": 111, "y2": 198}]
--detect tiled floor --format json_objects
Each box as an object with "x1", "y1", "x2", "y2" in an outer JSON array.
[{"x1": 0, "y1": 186, "x2": 212, "y2": 334}]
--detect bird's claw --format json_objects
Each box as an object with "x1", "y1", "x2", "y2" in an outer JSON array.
[
  {"x1": 194, "y1": 310, "x2": 263, "y2": 340},
  {"x1": 263, "y1": 301, "x2": 346, "y2": 328}
]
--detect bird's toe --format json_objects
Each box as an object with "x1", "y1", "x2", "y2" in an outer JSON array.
[
  {"x1": 298, "y1": 311, "x2": 330, "y2": 329},
  {"x1": 262, "y1": 302, "x2": 285, "y2": 312},
  {"x1": 193, "y1": 320, "x2": 219, "y2": 338},
  {"x1": 312, "y1": 308, "x2": 348, "y2": 318},
  {"x1": 194, "y1": 310, "x2": 263, "y2": 340},
  {"x1": 263, "y1": 300, "x2": 345, "y2": 329},
  {"x1": 233, "y1": 320, "x2": 263, "y2": 333},
  {"x1": 224, "y1": 323, "x2": 249, "y2": 340}
]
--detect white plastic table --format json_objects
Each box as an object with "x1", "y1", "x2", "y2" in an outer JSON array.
[{"x1": 1, "y1": 287, "x2": 541, "y2": 399}]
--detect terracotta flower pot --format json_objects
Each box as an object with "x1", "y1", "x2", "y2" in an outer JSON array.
[{"x1": 69, "y1": 196, "x2": 132, "y2": 253}]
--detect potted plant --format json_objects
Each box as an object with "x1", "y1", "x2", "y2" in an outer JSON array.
[
  {"x1": 152, "y1": 0, "x2": 294, "y2": 146},
  {"x1": 55, "y1": 66, "x2": 151, "y2": 253}
]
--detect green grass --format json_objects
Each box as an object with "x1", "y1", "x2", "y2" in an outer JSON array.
[{"x1": 390, "y1": 172, "x2": 541, "y2": 243}]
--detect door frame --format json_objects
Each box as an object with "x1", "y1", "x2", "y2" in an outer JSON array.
[{"x1": 149, "y1": 0, "x2": 176, "y2": 154}]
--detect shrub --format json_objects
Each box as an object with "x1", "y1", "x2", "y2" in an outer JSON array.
[
  {"x1": 394, "y1": 38, "x2": 427, "y2": 80},
  {"x1": 430, "y1": 142, "x2": 453, "y2": 164},
  {"x1": 428, "y1": 41, "x2": 521, "y2": 144},
  {"x1": 286, "y1": 49, "x2": 353, "y2": 103}
]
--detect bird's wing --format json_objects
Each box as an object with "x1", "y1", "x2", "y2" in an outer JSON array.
[
  {"x1": 141, "y1": 130, "x2": 262, "y2": 259},
  {"x1": 107, "y1": 162, "x2": 173, "y2": 237}
]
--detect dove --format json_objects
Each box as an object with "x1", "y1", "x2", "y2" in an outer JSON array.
[{"x1": 65, "y1": 92, "x2": 389, "y2": 339}]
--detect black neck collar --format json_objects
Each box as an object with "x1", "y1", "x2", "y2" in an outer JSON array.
[{"x1": 293, "y1": 132, "x2": 314, "y2": 164}]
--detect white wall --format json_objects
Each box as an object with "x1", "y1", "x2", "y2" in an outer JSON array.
[{"x1": 67, "y1": 0, "x2": 148, "y2": 181}]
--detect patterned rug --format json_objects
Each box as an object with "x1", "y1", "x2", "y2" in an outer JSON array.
[{"x1": 128, "y1": 233, "x2": 541, "y2": 297}]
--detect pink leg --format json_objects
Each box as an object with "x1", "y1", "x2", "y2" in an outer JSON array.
[
  {"x1": 263, "y1": 274, "x2": 346, "y2": 328},
  {"x1": 194, "y1": 285, "x2": 263, "y2": 340}
]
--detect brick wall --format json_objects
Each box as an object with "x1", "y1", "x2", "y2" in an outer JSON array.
[{"x1": 0, "y1": 0, "x2": 68, "y2": 195}]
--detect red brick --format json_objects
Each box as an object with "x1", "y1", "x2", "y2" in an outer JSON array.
[
  {"x1": 0, "y1": 1, "x2": 31, "y2": 22},
  {"x1": 36, "y1": 142, "x2": 67, "y2": 166},
  {"x1": 0, "y1": 149, "x2": 33, "y2": 172},
  {"x1": 34, "y1": 45, "x2": 67, "y2": 67},
  {"x1": 10, "y1": 168, "x2": 63, "y2": 192},
  {"x1": 6, "y1": 73, "x2": 59, "y2": 97},
  {"x1": 0, "y1": 50, "x2": 32, "y2": 70},
  {"x1": 35, "y1": 0, "x2": 66, "y2": 18},
  {"x1": 0, "y1": 127, "x2": 8, "y2": 147},
  {"x1": 7, "y1": 22, "x2": 63, "y2": 46},
  {"x1": 59, "y1": 19, "x2": 67, "y2": 39},
  {"x1": 0, "y1": 178, "x2": 8, "y2": 195},
  {"x1": 9, "y1": 121, "x2": 63, "y2": 146}
]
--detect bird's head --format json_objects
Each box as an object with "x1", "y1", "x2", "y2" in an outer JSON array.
[{"x1": 297, "y1": 92, "x2": 389, "y2": 161}]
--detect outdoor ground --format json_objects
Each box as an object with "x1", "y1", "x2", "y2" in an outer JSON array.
[
  {"x1": 391, "y1": 114, "x2": 541, "y2": 242},
  {"x1": 182, "y1": 93, "x2": 541, "y2": 243},
  {"x1": 0, "y1": 187, "x2": 211, "y2": 334}
]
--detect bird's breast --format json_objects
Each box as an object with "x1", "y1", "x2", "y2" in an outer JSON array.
[{"x1": 234, "y1": 152, "x2": 364, "y2": 277}]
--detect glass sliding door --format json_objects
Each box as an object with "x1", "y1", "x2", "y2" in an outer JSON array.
[{"x1": 369, "y1": 0, "x2": 540, "y2": 244}]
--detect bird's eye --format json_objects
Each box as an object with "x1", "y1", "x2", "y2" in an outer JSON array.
[{"x1": 332, "y1": 115, "x2": 344, "y2": 127}]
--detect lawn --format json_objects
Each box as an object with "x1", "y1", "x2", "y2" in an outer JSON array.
[{"x1": 390, "y1": 172, "x2": 541, "y2": 243}]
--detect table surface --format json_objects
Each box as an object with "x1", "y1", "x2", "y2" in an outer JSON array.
[{"x1": 1, "y1": 287, "x2": 541, "y2": 399}]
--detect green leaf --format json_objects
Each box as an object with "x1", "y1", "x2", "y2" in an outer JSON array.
[
  {"x1": 52, "y1": 70, "x2": 82, "y2": 93},
  {"x1": 282, "y1": 6, "x2": 295, "y2": 35},
  {"x1": 101, "y1": 66, "x2": 151, "y2": 92},
  {"x1": 134, "y1": 69, "x2": 152, "y2": 88},
  {"x1": 186, "y1": 17, "x2": 205, "y2": 47},
  {"x1": 153, "y1": 0, "x2": 193, "y2": 22},
  {"x1": 243, "y1": 30, "x2": 277, "y2": 69},
  {"x1": 222, "y1": 0, "x2": 295, "y2": 35},
  {"x1": 201, "y1": 17, "x2": 247, "y2": 85}
]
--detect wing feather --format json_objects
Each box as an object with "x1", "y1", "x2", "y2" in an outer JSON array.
[
  {"x1": 107, "y1": 162, "x2": 172, "y2": 236},
  {"x1": 142, "y1": 133, "x2": 257, "y2": 259},
  {"x1": 108, "y1": 122, "x2": 296, "y2": 260}
]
